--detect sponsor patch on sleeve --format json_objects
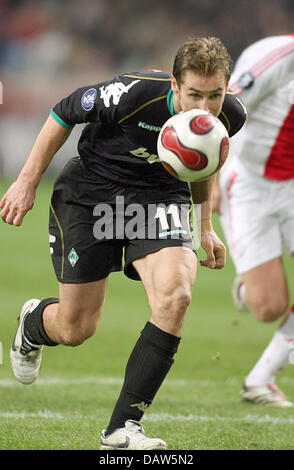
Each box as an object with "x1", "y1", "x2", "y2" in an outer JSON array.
[
  {"x1": 81, "y1": 88, "x2": 97, "y2": 111},
  {"x1": 237, "y1": 71, "x2": 254, "y2": 91}
]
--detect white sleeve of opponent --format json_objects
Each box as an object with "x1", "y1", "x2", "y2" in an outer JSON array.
[{"x1": 230, "y1": 35, "x2": 294, "y2": 112}]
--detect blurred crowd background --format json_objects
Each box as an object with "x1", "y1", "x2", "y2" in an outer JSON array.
[{"x1": 0, "y1": 0, "x2": 293, "y2": 176}]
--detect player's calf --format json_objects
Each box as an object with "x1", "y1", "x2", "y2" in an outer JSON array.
[{"x1": 104, "y1": 321, "x2": 180, "y2": 437}]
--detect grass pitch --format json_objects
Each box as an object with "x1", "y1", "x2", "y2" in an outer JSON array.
[{"x1": 0, "y1": 177, "x2": 294, "y2": 450}]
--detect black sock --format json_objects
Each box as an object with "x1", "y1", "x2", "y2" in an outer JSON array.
[
  {"x1": 23, "y1": 298, "x2": 59, "y2": 346},
  {"x1": 105, "y1": 321, "x2": 180, "y2": 436}
]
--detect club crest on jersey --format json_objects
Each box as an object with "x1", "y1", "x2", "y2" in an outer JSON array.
[{"x1": 81, "y1": 88, "x2": 97, "y2": 111}]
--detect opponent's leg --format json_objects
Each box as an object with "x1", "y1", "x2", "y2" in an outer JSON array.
[
  {"x1": 10, "y1": 279, "x2": 107, "y2": 384},
  {"x1": 236, "y1": 258, "x2": 289, "y2": 322},
  {"x1": 235, "y1": 258, "x2": 293, "y2": 405},
  {"x1": 242, "y1": 305, "x2": 294, "y2": 407},
  {"x1": 101, "y1": 247, "x2": 196, "y2": 449}
]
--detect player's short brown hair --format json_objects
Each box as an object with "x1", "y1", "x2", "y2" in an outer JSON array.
[{"x1": 173, "y1": 36, "x2": 232, "y2": 85}]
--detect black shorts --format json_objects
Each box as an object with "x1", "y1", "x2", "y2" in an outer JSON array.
[{"x1": 49, "y1": 157, "x2": 196, "y2": 282}]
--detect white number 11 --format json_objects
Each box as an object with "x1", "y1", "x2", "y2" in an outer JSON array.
[{"x1": 154, "y1": 204, "x2": 182, "y2": 230}]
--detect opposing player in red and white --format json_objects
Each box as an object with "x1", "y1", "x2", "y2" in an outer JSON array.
[{"x1": 215, "y1": 34, "x2": 294, "y2": 406}]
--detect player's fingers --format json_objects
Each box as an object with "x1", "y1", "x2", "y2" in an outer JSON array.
[
  {"x1": 214, "y1": 246, "x2": 226, "y2": 269},
  {"x1": 11, "y1": 211, "x2": 25, "y2": 226},
  {"x1": 2, "y1": 203, "x2": 24, "y2": 226},
  {"x1": 0, "y1": 201, "x2": 10, "y2": 222},
  {"x1": 215, "y1": 255, "x2": 226, "y2": 269},
  {"x1": 201, "y1": 256, "x2": 224, "y2": 269},
  {"x1": 200, "y1": 250, "x2": 216, "y2": 269},
  {"x1": 205, "y1": 244, "x2": 217, "y2": 269},
  {"x1": 200, "y1": 259, "x2": 210, "y2": 268},
  {"x1": 0, "y1": 195, "x2": 6, "y2": 209},
  {"x1": 3, "y1": 209, "x2": 18, "y2": 225}
]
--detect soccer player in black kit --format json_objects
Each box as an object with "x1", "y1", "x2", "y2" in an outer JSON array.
[{"x1": 1, "y1": 37, "x2": 246, "y2": 449}]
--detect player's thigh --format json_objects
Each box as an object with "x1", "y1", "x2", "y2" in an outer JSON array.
[
  {"x1": 49, "y1": 158, "x2": 124, "y2": 283},
  {"x1": 242, "y1": 257, "x2": 289, "y2": 322},
  {"x1": 133, "y1": 246, "x2": 197, "y2": 335},
  {"x1": 123, "y1": 198, "x2": 196, "y2": 281}
]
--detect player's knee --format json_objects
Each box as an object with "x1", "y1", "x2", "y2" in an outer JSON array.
[
  {"x1": 60, "y1": 317, "x2": 98, "y2": 346},
  {"x1": 168, "y1": 286, "x2": 191, "y2": 313},
  {"x1": 175, "y1": 287, "x2": 192, "y2": 313},
  {"x1": 151, "y1": 286, "x2": 192, "y2": 335},
  {"x1": 61, "y1": 325, "x2": 96, "y2": 346},
  {"x1": 254, "y1": 298, "x2": 288, "y2": 323},
  {"x1": 155, "y1": 285, "x2": 192, "y2": 320}
]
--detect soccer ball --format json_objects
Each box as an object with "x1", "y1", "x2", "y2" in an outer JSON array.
[{"x1": 157, "y1": 109, "x2": 229, "y2": 182}]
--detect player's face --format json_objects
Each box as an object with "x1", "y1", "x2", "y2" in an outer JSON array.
[{"x1": 171, "y1": 70, "x2": 228, "y2": 116}]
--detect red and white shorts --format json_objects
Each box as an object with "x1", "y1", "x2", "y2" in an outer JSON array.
[{"x1": 219, "y1": 158, "x2": 294, "y2": 274}]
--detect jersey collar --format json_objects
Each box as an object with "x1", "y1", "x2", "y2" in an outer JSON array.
[{"x1": 167, "y1": 87, "x2": 176, "y2": 115}]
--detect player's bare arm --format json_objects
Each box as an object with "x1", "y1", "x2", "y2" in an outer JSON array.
[
  {"x1": 0, "y1": 115, "x2": 72, "y2": 226},
  {"x1": 190, "y1": 175, "x2": 226, "y2": 269},
  {"x1": 211, "y1": 172, "x2": 222, "y2": 214}
]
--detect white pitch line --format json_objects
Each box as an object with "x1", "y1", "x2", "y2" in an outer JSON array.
[
  {"x1": 0, "y1": 377, "x2": 123, "y2": 387},
  {"x1": 0, "y1": 410, "x2": 294, "y2": 426},
  {"x1": 0, "y1": 376, "x2": 211, "y2": 387},
  {"x1": 0, "y1": 410, "x2": 64, "y2": 419},
  {"x1": 144, "y1": 413, "x2": 294, "y2": 425},
  {"x1": 0, "y1": 375, "x2": 294, "y2": 388}
]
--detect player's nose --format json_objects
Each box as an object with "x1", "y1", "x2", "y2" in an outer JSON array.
[{"x1": 197, "y1": 99, "x2": 209, "y2": 112}]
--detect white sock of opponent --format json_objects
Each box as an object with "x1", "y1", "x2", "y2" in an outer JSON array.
[{"x1": 246, "y1": 306, "x2": 294, "y2": 387}]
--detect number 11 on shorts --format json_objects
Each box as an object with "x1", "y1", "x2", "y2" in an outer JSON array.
[{"x1": 155, "y1": 204, "x2": 182, "y2": 230}]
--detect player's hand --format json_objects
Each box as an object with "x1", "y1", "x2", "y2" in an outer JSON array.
[
  {"x1": 200, "y1": 223, "x2": 226, "y2": 269},
  {"x1": 0, "y1": 179, "x2": 36, "y2": 226}
]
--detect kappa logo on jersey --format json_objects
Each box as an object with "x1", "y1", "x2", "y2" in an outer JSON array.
[
  {"x1": 81, "y1": 88, "x2": 97, "y2": 111},
  {"x1": 138, "y1": 121, "x2": 162, "y2": 132},
  {"x1": 99, "y1": 80, "x2": 140, "y2": 108}
]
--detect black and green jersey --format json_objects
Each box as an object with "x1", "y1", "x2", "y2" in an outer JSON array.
[{"x1": 51, "y1": 70, "x2": 246, "y2": 188}]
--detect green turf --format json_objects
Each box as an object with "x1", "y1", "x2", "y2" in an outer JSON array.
[{"x1": 1, "y1": 178, "x2": 294, "y2": 450}]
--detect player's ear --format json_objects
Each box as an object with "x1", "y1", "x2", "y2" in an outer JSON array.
[
  {"x1": 226, "y1": 76, "x2": 230, "y2": 91},
  {"x1": 171, "y1": 74, "x2": 180, "y2": 94}
]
